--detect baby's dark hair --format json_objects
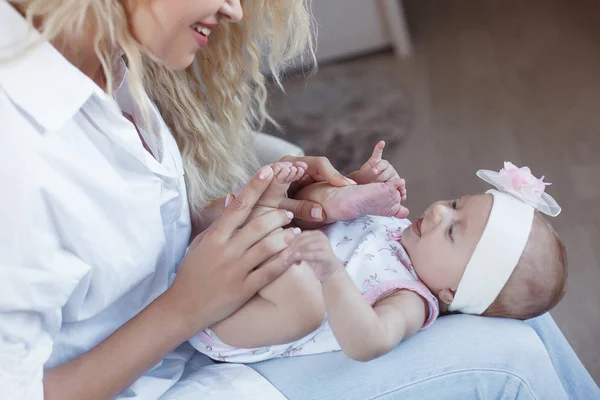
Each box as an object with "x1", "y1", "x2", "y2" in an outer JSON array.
[{"x1": 483, "y1": 211, "x2": 567, "y2": 320}]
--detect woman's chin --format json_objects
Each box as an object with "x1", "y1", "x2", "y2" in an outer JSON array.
[
  {"x1": 143, "y1": 48, "x2": 196, "y2": 71},
  {"x1": 159, "y1": 55, "x2": 196, "y2": 71}
]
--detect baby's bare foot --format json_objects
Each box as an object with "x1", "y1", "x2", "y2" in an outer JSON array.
[
  {"x1": 321, "y1": 181, "x2": 409, "y2": 221},
  {"x1": 249, "y1": 162, "x2": 306, "y2": 221}
]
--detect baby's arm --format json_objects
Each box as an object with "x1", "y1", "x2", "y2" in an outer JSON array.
[
  {"x1": 323, "y1": 271, "x2": 426, "y2": 361},
  {"x1": 287, "y1": 231, "x2": 427, "y2": 361},
  {"x1": 210, "y1": 260, "x2": 325, "y2": 349}
]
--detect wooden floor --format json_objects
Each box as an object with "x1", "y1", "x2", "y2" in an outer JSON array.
[{"x1": 389, "y1": 0, "x2": 600, "y2": 382}]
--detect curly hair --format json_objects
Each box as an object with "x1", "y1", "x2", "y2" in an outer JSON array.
[{"x1": 8, "y1": 0, "x2": 315, "y2": 222}]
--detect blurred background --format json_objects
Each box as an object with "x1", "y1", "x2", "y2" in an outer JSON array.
[{"x1": 265, "y1": 0, "x2": 600, "y2": 383}]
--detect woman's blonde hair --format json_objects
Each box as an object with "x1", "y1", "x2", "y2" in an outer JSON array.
[{"x1": 9, "y1": 0, "x2": 315, "y2": 223}]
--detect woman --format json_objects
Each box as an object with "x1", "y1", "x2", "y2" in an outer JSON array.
[{"x1": 0, "y1": 1, "x2": 597, "y2": 399}]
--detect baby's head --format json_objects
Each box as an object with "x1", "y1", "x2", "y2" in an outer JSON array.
[{"x1": 402, "y1": 164, "x2": 567, "y2": 320}]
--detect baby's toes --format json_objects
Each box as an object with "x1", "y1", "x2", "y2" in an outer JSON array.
[
  {"x1": 280, "y1": 166, "x2": 296, "y2": 183},
  {"x1": 271, "y1": 163, "x2": 282, "y2": 176},
  {"x1": 271, "y1": 162, "x2": 290, "y2": 177},
  {"x1": 275, "y1": 165, "x2": 292, "y2": 182},
  {"x1": 292, "y1": 166, "x2": 306, "y2": 182}
]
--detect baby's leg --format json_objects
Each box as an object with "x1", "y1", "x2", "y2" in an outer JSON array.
[
  {"x1": 295, "y1": 180, "x2": 408, "y2": 223},
  {"x1": 211, "y1": 260, "x2": 325, "y2": 348}
]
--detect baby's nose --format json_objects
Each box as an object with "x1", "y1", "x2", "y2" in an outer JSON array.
[{"x1": 429, "y1": 202, "x2": 449, "y2": 224}]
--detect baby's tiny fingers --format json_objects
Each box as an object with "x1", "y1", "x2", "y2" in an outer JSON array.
[
  {"x1": 400, "y1": 187, "x2": 407, "y2": 201},
  {"x1": 377, "y1": 168, "x2": 397, "y2": 183},
  {"x1": 388, "y1": 178, "x2": 406, "y2": 189},
  {"x1": 370, "y1": 141, "x2": 385, "y2": 163},
  {"x1": 284, "y1": 249, "x2": 304, "y2": 266},
  {"x1": 285, "y1": 231, "x2": 317, "y2": 249},
  {"x1": 373, "y1": 159, "x2": 389, "y2": 174},
  {"x1": 297, "y1": 240, "x2": 330, "y2": 255},
  {"x1": 302, "y1": 247, "x2": 333, "y2": 260}
]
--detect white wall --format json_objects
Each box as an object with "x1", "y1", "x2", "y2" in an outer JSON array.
[{"x1": 311, "y1": 1, "x2": 390, "y2": 63}]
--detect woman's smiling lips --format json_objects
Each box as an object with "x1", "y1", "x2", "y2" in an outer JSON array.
[
  {"x1": 412, "y1": 217, "x2": 423, "y2": 237},
  {"x1": 191, "y1": 22, "x2": 216, "y2": 48}
]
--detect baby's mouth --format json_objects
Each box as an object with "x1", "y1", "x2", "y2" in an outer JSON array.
[{"x1": 412, "y1": 217, "x2": 423, "y2": 237}]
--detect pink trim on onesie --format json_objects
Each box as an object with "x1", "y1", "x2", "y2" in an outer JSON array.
[
  {"x1": 362, "y1": 279, "x2": 439, "y2": 329},
  {"x1": 195, "y1": 328, "x2": 238, "y2": 354}
]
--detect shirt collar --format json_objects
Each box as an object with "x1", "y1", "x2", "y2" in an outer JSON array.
[{"x1": 0, "y1": 1, "x2": 107, "y2": 132}]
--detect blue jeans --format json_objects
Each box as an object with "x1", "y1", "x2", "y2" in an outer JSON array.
[{"x1": 251, "y1": 314, "x2": 600, "y2": 399}]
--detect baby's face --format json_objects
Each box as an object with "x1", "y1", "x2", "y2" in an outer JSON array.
[{"x1": 402, "y1": 194, "x2": 493, "y2": 303}]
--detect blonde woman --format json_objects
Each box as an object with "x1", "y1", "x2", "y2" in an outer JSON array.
[{"x1": 1, "y1": 1, "x2": 598, "y2": 399}]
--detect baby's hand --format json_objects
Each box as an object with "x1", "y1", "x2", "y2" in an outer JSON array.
[
  {"x1": 355, "y1": 141, "x2": 406, "y2": 201},
  {"x1": 285, "y1": 231, "x2": 342, "y2": 282}
]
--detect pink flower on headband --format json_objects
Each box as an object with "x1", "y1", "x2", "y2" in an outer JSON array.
[
  {"x1": 499, "y1": 162, "x2": 551, "y2": 198},
  {"x1": 476, "y1": 162, "x2": 561, "y2": 217}
]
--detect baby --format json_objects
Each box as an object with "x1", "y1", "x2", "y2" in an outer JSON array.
[{"x1": 189, "y1": 142, "x2": 567, "y2": 363}]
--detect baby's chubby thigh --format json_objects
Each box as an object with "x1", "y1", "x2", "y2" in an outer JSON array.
[
  {"x1": 258, "y1": 259, "x2": 326, "y2": 332},
  {"x1": 208, "y1": 257, "x2": 326, "y2": 350}
]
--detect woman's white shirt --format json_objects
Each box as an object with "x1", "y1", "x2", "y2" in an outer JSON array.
[{"x1": 0, "y1": 3, "x2": 284, "y2": 399}]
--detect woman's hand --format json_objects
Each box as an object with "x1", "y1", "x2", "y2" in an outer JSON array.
[
  {"x1": 164, "y1": 166, "x2": 299, "y2": 336},
  {"x1": 278, "y1": 155, "x2": 356, "y2": 222}
]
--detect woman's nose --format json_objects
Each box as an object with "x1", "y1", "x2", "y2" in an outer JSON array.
[{"x1": 220, "y1": 0, "x2": 243, "y2": 23}]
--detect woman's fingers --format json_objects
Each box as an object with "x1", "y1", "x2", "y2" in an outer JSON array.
[
  {"x1": 211, "y1": 166, "x2": 274, "y2": 238},
  {"x1": 244, "y1": 247, "x2": 295, "y2": 293},
  {"x1": 369, "y1": 141, "x2": 385, "y2": 167},
  {"x1": 233, "y1": 209, "x2": 294, "y2": 249},
  {"x1": 279, "y1": 197, "x2": 327, "y2": 222},
  {"x1": 240, "y1": 227, "x2": 301, "y2": 270}
]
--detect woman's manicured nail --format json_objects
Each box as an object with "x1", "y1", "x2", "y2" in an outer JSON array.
[
  {"x1": 225, "y1": 194, "x2": 233, "y2": 207},
  {"x1": 292, "y1": 227, "x2": 301, "y2": 235},
  {"x1": 311, "y1": 207, "x2": 323, "y2": 220},
  {"x1": 285, "y1": 211, "x2": 294, "y2": 219},
  {"x1": 259, "y1": 167, "x2": 271, "y2": 180},
  {"x1": 345, "y1": 178, "x2": 357, "y2": 185}
]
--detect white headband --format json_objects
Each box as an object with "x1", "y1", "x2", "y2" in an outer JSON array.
[{"x1": 448, "y1": 162, "x2": 561, "y2": 315}]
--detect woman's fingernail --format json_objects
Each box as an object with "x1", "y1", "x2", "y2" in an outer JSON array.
[
  {"x1": 259, "y1": 167, "x2": 271, "y2": 180},
  {"x1": 292, "y1": 227, "x2": 301, "y2": 235},
  {"x1": 311, "y1": 207, "x2": 323, "y2": 220},
  {"x1": 225, "y1": 194, "x2": 233, "y2": 207},
  {"x1": 345, "y1": 178, "x2": 357, "y2": 185},
  {"x1": 285, "y1": 211, "x2": 294, "y2": 219}
]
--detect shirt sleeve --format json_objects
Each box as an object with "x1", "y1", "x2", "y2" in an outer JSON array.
[{"x1": 0, "y1": 111, "x2": 89, "y2": 398}]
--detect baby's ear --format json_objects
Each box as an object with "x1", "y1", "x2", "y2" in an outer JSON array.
[{"x1": 438, "y1": 288, "x2": 455, "y2": 306}]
